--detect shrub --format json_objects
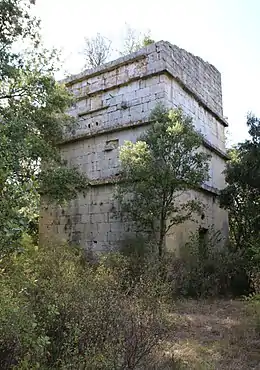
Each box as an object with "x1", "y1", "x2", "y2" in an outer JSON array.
[
  {"x1": 0, "y1": 280, "x2": 44, "y2": 369},
  {"x1": 113, "y1": 236, "x2": 173, "y2": 305},
  {"x1": 0, "y1": 240, "x2": 169, "y2": 369},
  {"x1": 168, "y1": 229, "x2": 249, "y2": 298}
]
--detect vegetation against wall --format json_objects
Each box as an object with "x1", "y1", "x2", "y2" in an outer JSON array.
[
  {"x1": 115, "y1": 105, "x2": 211, "y2": 256},
  {"x1": 0, "y1": 0, "x2": 88, "y2": 257}
]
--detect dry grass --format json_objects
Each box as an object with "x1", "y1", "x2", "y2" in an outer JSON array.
[{"x1": 159, "y1": 299, "x2": 260, "y2": 369}]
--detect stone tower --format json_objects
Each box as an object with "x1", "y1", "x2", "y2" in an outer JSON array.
[{"x1": 40, "y1": 41, "x2": 229, "y2": 252}]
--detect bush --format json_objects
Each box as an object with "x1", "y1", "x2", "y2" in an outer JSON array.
[
  {"x1": 115, "y1": 230, "x2": 249, "y2": 299},
  {"x1": 0, "y1": 240, "x2": 169, "y2": 369},
  {"x1": 168, "y1": 229, "x2": 250, "y2": 298},
  {"x1": 116, "y1": 236, "x2": 170, "y2": 298}
]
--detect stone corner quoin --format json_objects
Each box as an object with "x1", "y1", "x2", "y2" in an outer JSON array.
[{"x1": 40, "y1": 40, "x2": 229, "y2": 252}]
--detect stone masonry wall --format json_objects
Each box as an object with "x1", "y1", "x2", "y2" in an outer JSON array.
[
  {"x1": 161, "y1": 42, "x2": 223, "y2": 116},
  {"x1": 39, "y1": 41, "x2": 229, "y2": 252}
]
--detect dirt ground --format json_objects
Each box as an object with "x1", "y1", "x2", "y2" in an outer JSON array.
[{"x1": 160, "y1": 299, "x2": 260, "y2": 369}]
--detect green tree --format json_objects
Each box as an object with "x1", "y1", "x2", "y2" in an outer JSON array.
[
  {"x1": 220, "y1": 114, "x2": 260, "y2": 266},
  {"x1": 116, "y1": 105, "x2": 211, "y2": 256},
  {"x1": 0, "y1": 0, "x2": 88, "y2": 256}
]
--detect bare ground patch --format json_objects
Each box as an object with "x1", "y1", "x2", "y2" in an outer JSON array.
[{"x1": 158, "y1": 299, "x2": 260, "y2": 369}]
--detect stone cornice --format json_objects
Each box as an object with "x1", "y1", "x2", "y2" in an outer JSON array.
[
  {"x1": 202, "y1": 138, "x2": 229, "y2": 160},
  {"x1": 87, "y1": 175, "x2": 220, "y2": 196},
  {"x1": 61, "y1": 53, "x2": 148, "y2": 86},
  {"x1": 59, "y1": 119, "x2": 229, "y2": 160}
]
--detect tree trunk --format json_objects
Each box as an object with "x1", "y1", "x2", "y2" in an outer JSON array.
[{"x1": 158, "y1": 211, "x2": 165, "y2": 257}]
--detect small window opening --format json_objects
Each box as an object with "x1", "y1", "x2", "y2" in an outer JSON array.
[{"x1": 104, "y1": 139, "x2": 119, "y2": 151}]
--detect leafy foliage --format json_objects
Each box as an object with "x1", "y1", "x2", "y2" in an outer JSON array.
[
  {"x1": 0, "y1": 0, "x2": 89, "y2": 256},
  {"x1": 220, "y1": 114, "x2": 260, "y2": 268},
  {"x1": 0, "y1": 240, "x2": 168, "y2": 369},
  {"x1": 116, "y1": 105, "x2": 211, "y2": 256},
  {"x1": 0, "y1": 0, "x2": 40, "y2": 81},
  {"x1": 168, "y1": 228, "x2": 249, "y2": 298}
]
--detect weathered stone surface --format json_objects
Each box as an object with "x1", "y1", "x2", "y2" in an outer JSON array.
[{"x1": 40, "y1": 41, "x2": 229, "y2": 251}]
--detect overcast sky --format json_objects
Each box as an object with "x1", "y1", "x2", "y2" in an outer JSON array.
[{"x1": 34, "y1": 0, "x2": 260, "y2": 145}]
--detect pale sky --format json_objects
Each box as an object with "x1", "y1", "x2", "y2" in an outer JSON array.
[{"x1": 34, "y1": 0, "x2": 260, "y2": 145}]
